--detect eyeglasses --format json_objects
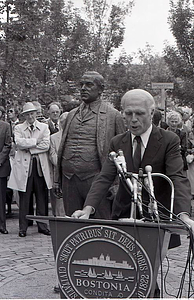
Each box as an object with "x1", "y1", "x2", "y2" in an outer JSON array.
[{"x1": 8, "y1": 109, "x2": 14, "y2": 113}]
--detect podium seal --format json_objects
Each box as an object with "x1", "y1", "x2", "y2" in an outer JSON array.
[{"x1": 56, "y1": 225, "x2": 153, "y2": 298}]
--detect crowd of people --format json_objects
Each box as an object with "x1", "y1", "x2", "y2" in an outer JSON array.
[
  {"x1": 153, "y1": 105, "x2": 194, "y2": 193},
  {"x1": 1, "y1": 71, "x2": 194, "y2": 297},
  {"x1": 0, "y1": 71, "x2": 125, "y2": 236},
  {"x1": 0, "y1": 71, "x2": 194, "y2": 239}
]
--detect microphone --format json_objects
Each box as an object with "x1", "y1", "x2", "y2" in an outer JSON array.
[
  {"x1": 109, "y1": 151, "x2": 133, "y2": 192},
  {"x1": 117, "y1": 149, "x2": 134, "y2": 192},
  {"x1": 137, "y1": 168, "x2": 143, "y2": 218},
  {"x1": 145, "y1": 165, "x2": 159, "y2": 219},
  {"x1": 145, "y1": 165, "x2": 154, "y2": 195},
  {"x1": 144, "y1": 177, "x2": 154, "y2": 219},
  {"x1": 117, "y1": 149, "x2": 127, "y2": 173},
  {"x1": 109, "y1": 152, "x2": 123, "y2": 175}
]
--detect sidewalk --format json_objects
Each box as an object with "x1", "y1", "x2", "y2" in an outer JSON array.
[
  {"x1": 0, "y1": 204, "x2": 59, "y2": 299},
  {"x1": 0, "y1": 202, "x2": 193, "y2": 298}
]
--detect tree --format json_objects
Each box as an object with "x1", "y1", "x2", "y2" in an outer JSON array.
[
  {"x1": 0, "y1": 0, "x2": 53, "y2": 106},
  {"x1": 107, "y1": 45, "x2": 174, "y2": 109},
  {"x1": 0, "y1": 0, "x2": 85, "y2": 106},
  {"x1": 0, "y1": 0, "x2": 105, "y2": 107},
  {"x1": 163, "y1": 0, "x2": 194, "y2": 106},
  {"x1": 83, "y1": 0, "x2": 134, "y2": 65}
]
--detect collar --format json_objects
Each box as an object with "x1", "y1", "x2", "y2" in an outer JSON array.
[
  {"x1": 89, "y1": 100, "x2": 101, "y2": 113},
  {"x1": 25, "y1": 120, "x2": 40, "y2": 131},
  {"x1": 11, "y1": 118, "x2": 19, "y2": 125},
  {"x1": 131, "y1": 124, "x2": 152, "y2": 148},
  {"x1": 80, "y1": 100, "x2": 101, "y2": 114},
  {"x1": 50, "y1": 119, "x2": 59, "y2": 126}
]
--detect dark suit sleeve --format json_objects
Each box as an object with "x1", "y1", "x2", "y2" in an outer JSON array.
[
  {"x1": 0, "y1": 123, "x2": 11, "y2": 166},
  {"x1": 164, "y1": 133, "x2": 191, "y2": 215}
]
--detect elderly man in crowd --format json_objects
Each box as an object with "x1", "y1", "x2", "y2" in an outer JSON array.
[
  {"x1": 6, "y1": 105, "x2": 20, "y2": 217},
  {"x1": 49, "y1": 112, "x2": 69, "y2": 216},
  {"x1": 47, "y1": 102, "x2": 62, "y2": 135},
  {"x1": 57, "y1": 71, "x2": 125, "y2": 219},
  {"x1": 0, "y1": 106, "x2": 12, "y2": 234},
  {"x1": 8, "y1": 102, "x2": 52, "y2": 237}
]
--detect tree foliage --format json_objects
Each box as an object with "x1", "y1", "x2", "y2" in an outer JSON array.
[
  {"x1": 164, "y1": 0, "x2": 194, "y2": 106},
  {"x1": 0, "y1": 0, "x2": 134, "y2": 108},
  {"x1": 107, "y1": 45, "x2": 175, "y2": 110},
  {"x1": 82, "y1": 0, "x2": 134, "y2": 64},
  {"x1": 0, "y1": 0, "x2": 181, "y2": 112}
]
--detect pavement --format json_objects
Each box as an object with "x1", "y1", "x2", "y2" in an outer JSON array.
[
  {"x1": 0, "y1": 202, "x2": 194, "y2": 299},
  {"x1": 0, "y1": 204, "x2": 59, "y2": 299}
]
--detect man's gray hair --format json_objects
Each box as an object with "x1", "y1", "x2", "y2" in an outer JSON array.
[{"x1": 121, "y1": 89, "x2": 155, "y2": 111}]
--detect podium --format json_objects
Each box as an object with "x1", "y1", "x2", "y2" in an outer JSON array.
[{"x1": 27, "y1": 215, "x2": 187, "y2": 298}]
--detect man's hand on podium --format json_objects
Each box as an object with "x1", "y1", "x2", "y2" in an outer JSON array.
[
  {"x1": 179, "y1": 213, "x2": 194, "y2": 236},
  {"x1": 71, "y1": 206, "x2": 93, "y2": 219}
]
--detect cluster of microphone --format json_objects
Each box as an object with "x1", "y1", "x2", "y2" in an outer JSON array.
[{"x1": 109, "y1": 150, "x2": 159, "y2": 220}]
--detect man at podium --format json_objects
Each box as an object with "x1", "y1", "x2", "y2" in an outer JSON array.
[{"x1": 72, "y1": 89, "x2": 194, "y2": 236}]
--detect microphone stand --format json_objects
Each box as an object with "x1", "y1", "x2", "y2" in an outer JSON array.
[
  {"x1": 122, "y1": 172, "x2": 145, "y2": 222},
  {"x1": 130, "y1": 174, "x2": 138, "y2": 220},
  {"x1": 110, "y1": 154, "x2": 174, "y2": 222},
  {"x1": 150, "y1": 173, "x2": 174, "y2": 221}
]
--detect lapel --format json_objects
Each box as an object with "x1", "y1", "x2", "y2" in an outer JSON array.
[
  {"x1": 0, "y1": 121, "x2": 5, "y2": 146},
  {"x1": 119, "y1": 131, "x2": 134, "y2": 171},
  {"x1": 77, "y1": 102, "x2": 84, "y2": 121},
  {"x1": 48, "y1": 119, "x2": 54, "y2": 131},
  {"x1": 97, "y1": 102, "x2": 108, "y2": 155},
  {"x1": 141, "y1": 125, "x2": 163, "y2": 168},
  {"x1": 119, "y1": 126, "x2": 163, "y2": 172},
  {"x1": 54, "y1": 131, "x2": 62, "y2": 150},
  {"x1": 58, "y1": 107, "x2": 79, "y2": 159}
]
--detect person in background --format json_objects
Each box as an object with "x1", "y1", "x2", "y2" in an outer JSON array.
[
  {"x1": 49, "y1": 111, "x2": 68, "y2": 294},
  {"x1": 152, "y1": 109, "x2": 162, "y2": 127},
  {"x1": 46, "y1": 102, "x2": 62, "y2": 135},
  {"x1": 49, "y1": 112, "x2": 68, "y2": 216},
  {"x1": 57, "y1": 71, "x2": 125, "y2": 220},
  {"x1": 6, "y1": 106, "x2": 20, "y2": 216},
  {"x1": 182, "y1": 106, "x2": 193, "y2": 135},
  {"x1": 157, "y1": 108, "x2": 169, "y2": 129},
  {"x1": 0, "y1": 106, "x2": 6, "y2": 121},
  {"x1": 153, "y1": 108, "x2": 168, "y2": 129},
  {"x1": 7, "y1": 106, "x2": 20, "y2": 137},
  {"x1": 8, "y1": 102, "x2": 52, "y2": 237},
  {"x1": 0, "y1": 106, "x2": 12, "y2": 234},
  {"x1": 29, "y1": 101, "x2": 47, "y2": 224},
  {"x1": 32, "y1": 101, "x2": 47, "y2": 123},
  {"x1": 186, "y1": 136, "x2": 194, "y2": 199},
  {"x1": 166, "y1": 110, "x2": 188, "y2": 173}
]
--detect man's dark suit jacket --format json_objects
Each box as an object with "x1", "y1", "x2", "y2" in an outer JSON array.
[
  {"x1": 47, "y1": 119, "x2": 59, "y2": 135},
  {"x1": 0, "y1": 120, "x2": 11, "y2": 178},
  {"x1": 84, "y1": 125, "x2": 191, "y2": 220}
]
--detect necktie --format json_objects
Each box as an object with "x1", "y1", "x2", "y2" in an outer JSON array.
[
  {"x1": 81, "y1": 104, "x2": 89, "y2": 119},
  {"x1": 55, "y1": 123, "x2": 59, "y2": 131},
  {"x1": 133, "y1": 136, "x2": 142, "y2": 172},
  {"x1": 30, "y1": 125, "x2": 34, "y2": 131}
]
